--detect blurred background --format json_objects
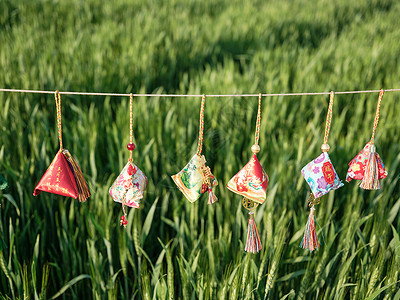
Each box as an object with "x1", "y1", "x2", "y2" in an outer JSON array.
[{"x1": 0, "y1": 0, "x2": 399, "y2": 299}]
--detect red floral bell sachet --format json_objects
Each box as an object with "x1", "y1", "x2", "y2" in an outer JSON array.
[
  {"x1": 227, "y1": 94, "x2": 268, "y2": 254},
  {"x1": 346, "y1": 90, "x2": 388, "y2": 189},
  {"x1": 33, "y1": 91, "x2": 90, "y2": 202}
]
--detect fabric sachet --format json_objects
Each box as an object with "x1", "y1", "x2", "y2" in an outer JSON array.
[
  {"x1": 346, "y1": 143, "x2": 387, "y2": 189},
  {"x1": 301, "y1": 152, "x2": 343, "y2": 199},
  {"x1": 109, "y1": 162, "x2": 148, "y2": 208},
  {"x1": 227, "y1": 154, "x2": 268, "y2": 205},
  {"x1": 172, "y1": 154, "x2": 217, "y2": 203}
]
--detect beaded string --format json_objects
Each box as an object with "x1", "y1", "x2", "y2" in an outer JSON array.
[
  {"x1": 323, "y1": 91, "x2": 335, "y2": 145},
  {"x1": 129, "y1": 93, "x2": 133, "y2": 162},
  {"x1": 196, "y1": 94, "x2": 206, "y2": 156},
  {"x1": 370, "y1": 89, "x2": 384, "y2": 145},
  {"x1": 55, "y1": 91, "x2": 63, "y2": 150},
  {"x1": 254, "y1": 93, "x2": 262, "y2": 145}
]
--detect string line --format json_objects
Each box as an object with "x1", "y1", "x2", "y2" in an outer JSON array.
[{"x1": 1, "y1": 88, "x2": 400, "y2": 98}]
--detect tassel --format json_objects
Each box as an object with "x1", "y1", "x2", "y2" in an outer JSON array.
[
  {"x1": 300, "y1": 206, "x2": 320, "y2": 251},
  {"x1": 62, "y1": 150, "x2": 91, "y2": 202},
  {"x1": 245, "y1": 211, "x2": 262, "y2": 253},
  {"x1": 359, "y1": 144, "x2": 380, "y2": 190},
  {"x1": 207, "y1": 187, "x2": 218, "y2": 205}
]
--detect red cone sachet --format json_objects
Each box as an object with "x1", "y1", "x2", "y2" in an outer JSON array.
[
  {"x1": 346, "y1": 90, "x2": 387, "y2": 190},
  {"x1": 228, "y1": 151, "x2": 268, "y2": 253},
  {"x1": 346, "y1": 143, "x2": 387, "y2": 189},
  {"x1": 34, "y1": 150, "x2": 90, "y2": 201},
  {"x1": 33, "y1": 91, "x2": 90, "y2": 202},
  {"x1": 227, "y1": 94, "x2": 267, "y2": 254},
  {"x1": 227, "y1": 154, "x2": 268, "y2": 204}
]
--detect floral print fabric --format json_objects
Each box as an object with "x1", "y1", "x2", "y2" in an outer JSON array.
[
  {"x1": 109, "y1": 161, "x2": 148, "y2": 208},
  {"x1": 227, "y1": 154, "x2": 268, "y2": 204},
  {"x1": 346, "y1": 143, "x2": 387, "y2": 182},
  {"x1": 301, "y1": 152, "x2": 343, "y2": 199},
  {"x1": 171, "y1": 154, "x2": 218, "y2": 203}
]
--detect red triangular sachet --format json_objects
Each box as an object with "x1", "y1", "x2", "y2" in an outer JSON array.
[
  {"x1": 33, "y1": 149, "x2": 90, "y2": 202},
  {"x1": 227, "y1": 154, "x2": 268, "y2": 204},
  {"x1": 346, "y1": 142, "x2": 387, "y2": 189}
]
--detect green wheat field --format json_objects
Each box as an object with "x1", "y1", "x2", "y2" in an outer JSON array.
[{"x1": 1, "y1": 0, "x2": 400, "y2": 299}]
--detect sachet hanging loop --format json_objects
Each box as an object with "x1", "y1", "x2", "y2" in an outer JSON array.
[
  {"x1": 300, "y1": 90, "x2": 343, "y2": 252},
  {"x1": 251, "y1": 93, "x2": 262, "y2": 154},
  {"x1": 33, "y1": 90, "x2": 90, "y2": 202},
  {"x1": 227, "y1": 93, "x2": 269, "y2": 254},
  {"x1": 129, "y1": 93, "x2": 135, "y2": 162},
  {"x1": 346, "y1": 89, "x2": 387, "y2": 190},
  {"x1": 196, "y1": 94, "x2": 206, "y2": 156},
  {"x1": 321, "y1": 91, "x2": 334, "y2": 152},
  {"x1": 55, "y1": 90, "x2": 63, "y2": 150},
  {"x1": 370, "y1": 89, "x2": 384, "y2": 145},
  {"x1": 171, "y1": 93, "x2": 218, "y2": 204},
  {"x1": 109, "y1": 92, "x2": 148, "y2": 228}
]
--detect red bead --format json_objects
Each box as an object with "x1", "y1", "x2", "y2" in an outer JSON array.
[
  {"x1": 127, "y1": 143, "x2": 135, "y2": 151},
  {"x1": 120, "y1": 215, "x2": 128, "y2": 227}
]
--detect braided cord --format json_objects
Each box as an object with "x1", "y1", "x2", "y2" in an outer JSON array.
[
  {"x1": 55, "y1": 91, "x2": 63, "y2": 150},
  {"x1": 129, "y1": 93, "x2": 133, "y2": 162},
  {"x1": 254, "y1": 93, "x2": 262, "y2": 145},
  {"x1": 370, "y1": 89, "x2": 384, "y2": 144},
  {"x1": 323, "y1": 91, "x2": 335, "y2": 145},
  {"x1": 196, "y1": 94, "x2": 206, "y2": 155}
]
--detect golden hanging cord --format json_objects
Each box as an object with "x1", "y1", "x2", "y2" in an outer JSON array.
[
  {"x1": 55, "y1": 90, "x2": 63, "y2": 150},
  {"x1": 370, "y1": 89, "x2": 384, "y2": 145},
  {"x1": 321, "y1": 91, "x2": 334, "y2": 152},
  {"x1": 196, "y1": 94, "x2": 206, "y2": 156},
  {"x1": 244, "y1": 93, "x2": 263, "y2": 210},
  {"x1": 251, "y1": 93, "x2": 262, "y2": 154},
  {"x1": 129, "y1": 93, "x2": 134, "y2": 162}
]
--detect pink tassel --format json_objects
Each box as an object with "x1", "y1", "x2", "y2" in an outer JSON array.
[
  {"x1": 245, "y1": 211, "x2": 262, "y2": 253},
  {"x1": 359, "y1": 144, "x2": 380, "y2": 190},
  {"x1": 207, "y1": 187, "x2": 218, "y2": 205},
  {"x1": 300, "y1": 206, "x2": 320, "y2": 251}
]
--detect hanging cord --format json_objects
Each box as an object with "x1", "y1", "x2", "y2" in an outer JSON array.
[
  {"x1": 320, "y1": 91, "x2": 334, "y2": 152},
  {"x1": 323, "y1": 91, "x2": 335, "y2": 145},
  {"x1": 254, "y1": 93, "x2": 262, "y2": 145},
  {"x1": 196, "y1": 94, "x2": 206, "y2": 156},
  {"x1": 250, "y1": 93, "x2": 262, "y2": 154},
  {"x1": 129, "y1": 93, "x2": 134, "y2": 162},
  {"x1": 55, "y1": 91, "x2": 63, "y2": 150},
  {"x1": 370, "y1": 89, "x2": 384, "y2": 145}
]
